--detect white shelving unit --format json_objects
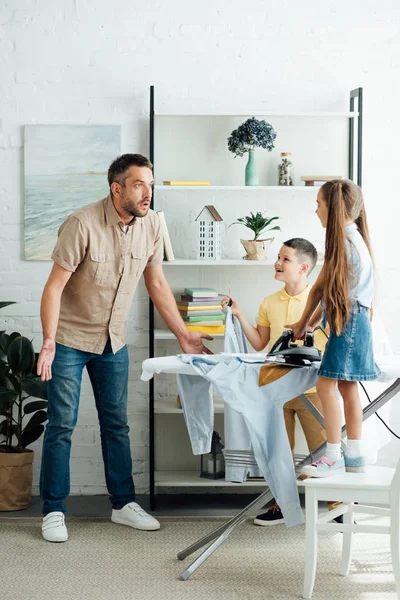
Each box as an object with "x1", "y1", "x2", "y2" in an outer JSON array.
[
  {"x1": 163, "y1": 259, "x2": 273, "y2": 266},
  {"x1": 148, "y1": 86, "x2": 363, "y2": 507},
  {"x1": 156, "y1": 185, "x2": 323, "y2": 191},
  {"x1": 162, "y1": 259, "x2": 324, "y2": 266},
  {"x1": 157, "y1": 112, "x2": 358, "y2": 118},
  {"x1": 154, "y1": 471, "x2": 267, "y2": 487},
  {"x1": 155, "y1": 329, "x2": 224, "y2": 340}
]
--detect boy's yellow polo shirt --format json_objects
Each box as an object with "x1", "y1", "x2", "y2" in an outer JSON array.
[{"x1": 256, "y1": 285, "x2": 327, "y2": 394}]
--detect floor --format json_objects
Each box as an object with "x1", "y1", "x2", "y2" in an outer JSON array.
[
  {"x1": 1, "y1": 493, "x2": 262, "y2": 518},
  {"x1": 4, "y1": 515, "x2": 396, "y2": 600}
]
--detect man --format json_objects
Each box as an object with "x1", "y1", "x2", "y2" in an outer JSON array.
[{"x1": 38, "y1": 153, "x2": 211, "y2": 542}]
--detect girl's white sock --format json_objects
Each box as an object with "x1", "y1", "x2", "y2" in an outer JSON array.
[
  {"x1": 345, "y1": 439, "x2": 363, "y2": 458},
  {"x1": 325, "y1": 442, "x2": 342, "y2": 462}
]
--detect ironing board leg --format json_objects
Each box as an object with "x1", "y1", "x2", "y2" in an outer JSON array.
[
  {"x1": 177, "y1": 487, "x2": 274, "y2": 562},
  {"x1": 180, "y1": 518, "x2": 247, "y2": 580},
  {"x1": 177, "y1": 378, "x2": 400, "y2": 581}
]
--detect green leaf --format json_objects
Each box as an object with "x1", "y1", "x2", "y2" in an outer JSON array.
[
  {"x1": 20, "y1": 424, "x2": 45, "y2": 448},
  {"x1": 7, "y1": 337, "x2": 35, "y2": 377},
  {"x1": 21, "y1": 378, "x2": 48, "y2": 400},
  {"x1": 0, "y1": 360, "x2": 9, "y2": 377},
  {"x1": 23, "y1": 410, "x2": 47, "y2": 432},
  {"x1": 0, "y1": 333, "x2": 9, "y2": 355},
  {"x1": 6, "y1": 332, "x2": 22, "y2": 352},
  {"x1": 0, "y1": 386, "x2": 18, "y2": 407},
  {"x1": 4, "y1": 372, "x2": 21, "y2": 392},
  {"x1": 0, "y1": 302, "x2": 16, "y2": 310},
  {"x1": 24, "y1": 400, "x2": 48, "y2": 414},
  {"x1": 230, "y1": 211, "x2": 280, "y2": 238},
  {"x1": 0, "y1": 422, "x2": 17, "y2": 438},
  {"x1": 32, "y1": 352, "x2": 40, "y2": 376}
]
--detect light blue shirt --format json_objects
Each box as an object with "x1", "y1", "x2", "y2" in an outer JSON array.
[
  {"x1": 142, "y1": 312, "x2": 322, "y2": 527},
  {"x1": 346, "y1": 222, "x2": 374, "y2": 308},
  {"x1": 180, "y1": 354, "x2": 320, "y2": 527}
]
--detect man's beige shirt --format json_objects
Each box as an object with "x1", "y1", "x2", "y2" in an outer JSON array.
[{"x1": 52, "y1": 195, "x2": 163, "y2": 354}]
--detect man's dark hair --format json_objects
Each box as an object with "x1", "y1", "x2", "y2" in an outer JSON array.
[
  {"x1": 283, "y1": 238, "x2": 318, "y2": 273},
  {"x1": 108, "y1": 154, "x2": 153, "y2": 188}
]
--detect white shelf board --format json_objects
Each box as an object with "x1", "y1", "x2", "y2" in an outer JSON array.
[
  {"x1": 155, "y1": 329, "x2": 225, "y2": 340},
  {"x1": 163, "y1": 259, "x2": 273, "y2": 266},
  {"x1": 155, "y1": 112, "x2": 358, "y2": 118},
  {"x1": 154, "y1": 470, "x2": 267, "y2": 487},
  {"x1": 154, "y1": 399, "x2": 224, "y2": 414},
  {"x1": 162, "y1": 259, "x2": 324, "y2": 266},
  {"x1": 156, "y1": 185, "x2": 319, "y2": 191}
]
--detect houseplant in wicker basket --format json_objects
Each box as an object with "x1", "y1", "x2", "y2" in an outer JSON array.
[
  {"x1": 0, "y1": 302, "x2": 48, "y2": 510},
  {"x1": 230, "y1": 212, "x2": 281, "y2": 260}
]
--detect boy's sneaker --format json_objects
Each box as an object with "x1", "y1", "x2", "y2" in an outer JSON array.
[
  {"x1": 332, "y1": 514, "x2": 344, "y2": 524},
  {"x1": 111, "y1": 502, "x2": 160, "y2": 531},
  {"x1": 301, "y1": 455, "x2": 345, "y2": 478},
  {"x1": 42, "y1": 512, "x2": 68, "y2": 542},
  {"x1": 327, "y1": 501, "x2": 344, "y2": 524},
  {"x1": 344, "y1": 455, "x2": 365, "y2": 473},
  {"x1": 253, "y1": 505, "x2": 284, "y2": 526}
]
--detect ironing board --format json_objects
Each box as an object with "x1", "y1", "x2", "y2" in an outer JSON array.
[{"x1": 141, "y1": 354, "x2": 400, "y2": 580}]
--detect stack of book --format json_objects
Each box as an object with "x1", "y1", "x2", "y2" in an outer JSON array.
[
  {"x1": 163, "y1": 180, "x2": 210, "y2": 186},
  {"x1": 178, "y1": 287, "x2": 225, "y2": 334},
  {"x1": 300, "y1": 175, "x2": 343, "y2": 187}
]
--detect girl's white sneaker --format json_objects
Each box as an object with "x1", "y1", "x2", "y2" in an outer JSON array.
[{"x1": 301, "y1": 455, "x2": 346, "y2": 478}]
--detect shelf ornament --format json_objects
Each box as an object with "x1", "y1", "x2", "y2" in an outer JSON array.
[
  {"x1": 227, "y1": 117, "x2": 277, "y2": 186},
  {"x1": 195, "y1": 205, "x2": 223, "y2": 261},
  {"x1": 200, "y1": 431, "x2": 225, "y2": 480}
]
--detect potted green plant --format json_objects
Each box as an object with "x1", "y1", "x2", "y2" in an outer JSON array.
[
  {"x1": 0, "y1": 303, "x2": 48, "y2": 510},
  {"x1": 227, "y1": 117, "x2": 277, "y2": 186},
  {"x1": 230, "y1": 211, "x2": 281, "y2": 260}
]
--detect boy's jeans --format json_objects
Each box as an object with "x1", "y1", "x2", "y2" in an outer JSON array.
[{"x1": 40, "y1": 340, "x2": 136, "y2": 515}]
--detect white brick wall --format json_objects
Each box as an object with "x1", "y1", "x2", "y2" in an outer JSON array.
[{"x1": 1, "y1": 0, "x2": 400, "y2": 495}]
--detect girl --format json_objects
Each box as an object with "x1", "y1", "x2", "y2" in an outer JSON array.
[{"x1": 287, "y1": 179, "x2": 381, "y2": 477}]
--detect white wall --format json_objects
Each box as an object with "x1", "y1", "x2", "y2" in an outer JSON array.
[{"x1": 1, "y1": 0, "x2": 400, "y2": 494}]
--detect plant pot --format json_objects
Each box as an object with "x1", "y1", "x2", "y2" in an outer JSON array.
[
  {"x1": 240, "y1": 238, "x2": 274, "y2": 261},
  {"x1": 0, "y1": 449, "x2": 34, "y2": 511}
]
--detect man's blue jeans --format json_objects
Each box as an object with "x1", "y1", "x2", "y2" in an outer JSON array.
[{"x1": 40, "y1": 340, "x2": 136, "y2": 514}]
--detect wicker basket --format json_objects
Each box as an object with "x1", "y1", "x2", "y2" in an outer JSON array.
[{"x1": 0, "y1": 450, "x2": 34, "y2": 511}]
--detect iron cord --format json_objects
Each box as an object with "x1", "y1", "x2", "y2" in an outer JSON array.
[{"x1": 314, "y1": 325, "x2": 400, "y2": 440}]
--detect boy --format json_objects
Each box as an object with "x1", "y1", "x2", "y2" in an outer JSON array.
[{"x1": 224, "y1": 238, "x2": 332, "y2": 525}]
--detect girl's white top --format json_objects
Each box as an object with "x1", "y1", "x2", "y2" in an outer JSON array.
[{"x1": 346, "y1": 222, "x2": 374, "y2": 307}]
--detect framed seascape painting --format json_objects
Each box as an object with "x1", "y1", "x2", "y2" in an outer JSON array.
[{"x1": 24, "y1": 125, "x2": 121, "y2": 260}]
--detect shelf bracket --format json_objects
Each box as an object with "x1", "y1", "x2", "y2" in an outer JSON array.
[{"x1": 349, "y1": 87, "x2": 363, "y2": 186}]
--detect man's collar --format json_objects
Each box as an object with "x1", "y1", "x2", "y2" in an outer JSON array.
[
  {"x1": 279, "y1": 284, "x2": 311, "y2": 301},
  {"x1": 105, "y1": 194, "x2": 122, "y2": 227},
  {"x1": 104, "y1": 194, "x2": 137, "y2": 228}
]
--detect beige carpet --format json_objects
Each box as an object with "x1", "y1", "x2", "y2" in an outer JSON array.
[{"x1": 0, "y1": 516, "x2": 397, "y2": 600}]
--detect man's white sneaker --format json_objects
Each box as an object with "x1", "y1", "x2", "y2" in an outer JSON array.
[
  {"x1": 42, "y1": 512, "x2": 68, "y2": 542},
  {"x1": 111, "y1": 502, "x2": 160, "y2": 531}
]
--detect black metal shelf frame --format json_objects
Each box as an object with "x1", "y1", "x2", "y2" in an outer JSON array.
[{"x1": 147, "y1": 85, "x2": 363, "y2": 510}]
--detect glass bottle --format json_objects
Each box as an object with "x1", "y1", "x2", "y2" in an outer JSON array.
[{"x1": 278, "y1": 152, "x2": 294, "y2": 186}]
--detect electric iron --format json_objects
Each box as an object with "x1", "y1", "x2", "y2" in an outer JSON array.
[{"x1": 265, "y1": 330, "x2": 322, "y2": 368}]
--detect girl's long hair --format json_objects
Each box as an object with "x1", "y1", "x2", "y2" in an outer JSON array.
[{"x1": 321, "y1": 179, "x2": 372, "y2": 334}]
